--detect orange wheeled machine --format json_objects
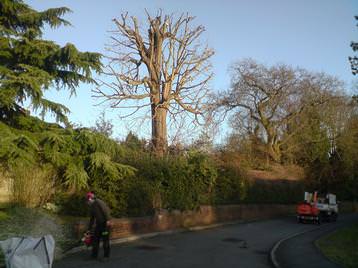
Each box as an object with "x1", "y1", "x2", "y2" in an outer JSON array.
[{"x1": 296, "y1": 191, "x2": 338, "y2": 224}]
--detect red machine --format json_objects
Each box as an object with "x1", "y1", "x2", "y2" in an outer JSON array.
[
  {"x1": 296, "y1": 191, "x2": 338, "y2": 224},
  {"x1": 81, "y1": 231, "x2": 93, "y2": 247}
]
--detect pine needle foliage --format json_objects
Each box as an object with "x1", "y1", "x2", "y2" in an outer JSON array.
[
  {"x1": 0, "y1": 0, "x2": 132, "y2": 195},
  {"x1": 63, "y1": 162, "x2": 89, "y2": 192},
  {"x1": 87, "y1": 152, "x2": 136, "y2": 182},
  {"x1": 0, "y1": 0, "x2": 102, "y2": 124},
  {"x1": 74, "y1": 129, "x2": 121, "y2": 158},
  {"x1": 0, "y1": 123, "x2": 38, "y2": 167},
  {"x1": 0, "y1": 114, "x2": 135, "y2": 193}
]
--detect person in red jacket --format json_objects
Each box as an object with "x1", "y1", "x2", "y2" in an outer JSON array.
[{"x1": 86, "y1": 192, "x2": 112, "y2": 260}]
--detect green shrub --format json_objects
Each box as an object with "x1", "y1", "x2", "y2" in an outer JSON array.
[
  {"x1": 244, "y1": 179, "x2": 304, "y2": 204},
  {"x1": 157, "y1": 152, "x2": 217, "y2": 211},
  {"x1": 0, "y1": 211, "x2": 9, "y2": 221},
  {"x1": 214, "y1": 165, "x2": 248, "y2": 205},
  {"x1": 54, "y1": 192, "x2": 89, "y2": 217},
  {"x1": 213, "y1": 150, "x2": 249, "y2": 205},
  {"x1": 120, "y1": 151, "x2": 218, "y2": 213},
  {"x1": 123, "y1": 178, "x2": 156, "y2": 217},
  {"x1": 162, "y1": 159, "x2": 195, "y2": 210},
  {"x1": 186, "y1": 151, "x2": 218, "y2": 205}
]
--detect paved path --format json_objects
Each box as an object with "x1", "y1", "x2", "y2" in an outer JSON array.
[
  {"x1": 274, "y1": 213, "x2": 358, "y2": 268},
  {"x1": 54, "y1": 214, "x2": 358, "y2": 268}
]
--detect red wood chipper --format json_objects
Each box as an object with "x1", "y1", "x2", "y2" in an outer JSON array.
[{"x1": 296, "y1": 191, "x2": 338, "y2": 224}]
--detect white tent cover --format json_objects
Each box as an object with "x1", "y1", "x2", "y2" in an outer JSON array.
[{"x1": 0, "y1": 235, "x2": 55, "y2": 268}]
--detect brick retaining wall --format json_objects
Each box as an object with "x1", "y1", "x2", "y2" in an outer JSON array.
[{"x1": 75, "y1": 204, "x2": 296, "y2": 239}]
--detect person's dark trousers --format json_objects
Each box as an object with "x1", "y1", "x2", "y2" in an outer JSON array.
[{"x1": 91, "y1": 222, "x2": 110, "y2": 258}]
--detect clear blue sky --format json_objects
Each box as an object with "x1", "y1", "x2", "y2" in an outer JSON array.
[{"x1": 27, "y1": 0, "x2": 358, "y2": 141}]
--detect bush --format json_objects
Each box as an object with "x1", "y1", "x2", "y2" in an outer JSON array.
[
  {"x1": 162, "y1": 159, "x2": 196, "y2": 210},
  {"x1": 0, "y1": 167, "x2": 11, "y2": 204},
  {"x1": 54, "y1": 192, "x2": 89, "y2": 217},
  {"x1": 10, "y1": 164, "x2": 56, "y2": 208},
  {"x1": 186, "y1": 151, "x2": 218, "y2": 205},
  {"x1": 123, "y1": 153, "x2": 190, "y2": 213},
  {"x1": 123, "y1": 178, "x2": 156, "y2": 217},
  {"x1": 0, "y1": 211, "x2": 9, "y2": 221},
  {"x1": 120, "y1": 151, "x2": 218, "y2": 213},
  {"x1": 244, "y1": 179, "x2": 304, "y2": 204},
  {"x1": 214, "y1": 165, "x2": 248, "y2": 205},
  {"x1": 213, "y1": 150, "x2": 249, "y2": 205}
]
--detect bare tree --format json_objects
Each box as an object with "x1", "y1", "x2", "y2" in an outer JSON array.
[
  {"x1": 93, "y1": 10, "x2": 214, "y2": 155},
  {"x1": 215, "y1": 59, "x2": 342, "y2": 163},
  {"x1": 349, "y1": 16, "x2": 358, "y2": 75},
  {"x1": 90, "y1": 111, "x2": 114, "y2": 137}
]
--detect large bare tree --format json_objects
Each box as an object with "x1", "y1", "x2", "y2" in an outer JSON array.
[
  {"x1": 215, "y1": 59, "x2": 342, "y2": 163},
  {"x1": 93, "y1": 11, "x2": 214, "y2": 155}
]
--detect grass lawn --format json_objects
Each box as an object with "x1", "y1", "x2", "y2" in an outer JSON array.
[{"x1": 317, "y1": 223, "x2": 358, "y2": 268}]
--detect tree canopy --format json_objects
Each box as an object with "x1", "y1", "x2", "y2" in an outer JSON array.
[{"x1": 214, "y1": 59, "x2": 343, "y2": 163}]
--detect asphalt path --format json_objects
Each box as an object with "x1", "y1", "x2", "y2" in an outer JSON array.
[{"x1": 54, "y1": 214, "x2": 358, "y2": 268}]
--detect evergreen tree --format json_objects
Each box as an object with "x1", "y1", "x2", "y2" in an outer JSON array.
[{"x1": 0, "y1": 0, "x2": 102, "y2": 125}]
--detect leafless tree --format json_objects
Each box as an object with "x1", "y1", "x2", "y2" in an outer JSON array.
[
  {"x1": 93, "y1": 10, "x2": 214, "y2": 155},
  {"x1": 90, "y1": 111, "x2": 114, "y2": 137},
  {"x1": 215, "y1": 59, "x2": 342, "y2": 163}
]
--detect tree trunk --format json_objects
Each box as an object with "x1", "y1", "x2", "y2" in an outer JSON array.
[
  {"x1": 267, "y1": 143, "x2": 281, "y2": 163},
  {"x1": 151, "y1": 104, "x2": 167, "y2": 156},
  {"x1": 150, "y1": 21, "x2": 167, "y2": 156},
  {"x1": 266, "y1": 130, "x2": 281, "y2": 163}
]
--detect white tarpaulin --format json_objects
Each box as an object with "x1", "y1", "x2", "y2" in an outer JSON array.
[{"x1": 0, "y1": 235, "x2": 55, "y2": 268}]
